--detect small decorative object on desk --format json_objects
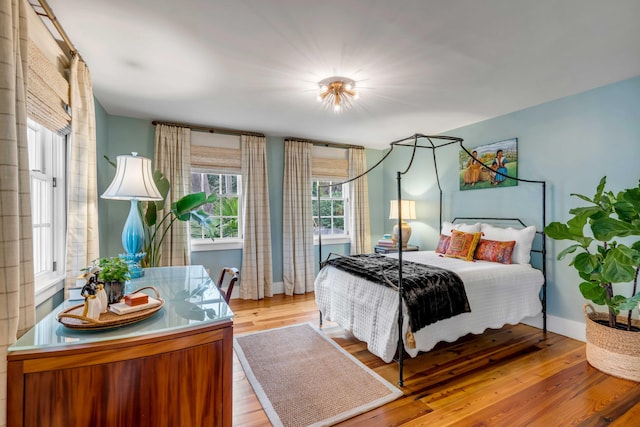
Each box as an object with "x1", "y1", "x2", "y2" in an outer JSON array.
[
  {"x1": 95, "y1": 283, "x2": 108, "y2": 313},
  {"x1": 125, "y1": 292, "x2": 149, "y2": 306},
  {"x1": 57, "y1": 286, "x2": 164, "y2": 330},
  {"x1": 81, "y1": 257, "x2": 131, "y2": 305},
  {"x1": 80, "y1": 282, "x2": 102, "y2": 320}
]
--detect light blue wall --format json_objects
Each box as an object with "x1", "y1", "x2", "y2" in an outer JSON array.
[
  {"x1": 381, "y1": 76, "x2": 640, "y2": 324},
  {"x1": 94, "y1": 100, "x2": 109, "y2": 257},
  {"x1": 94, "y1": 110, "x2": 386, "y2": 283}
]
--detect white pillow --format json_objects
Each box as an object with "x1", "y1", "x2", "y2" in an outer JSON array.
[
  {"x1": 480, "y1": 223, "x2": 536, "y2": 264},
  {"x1": 441, "y1": 221, "x2": 481, "y2": 237}
]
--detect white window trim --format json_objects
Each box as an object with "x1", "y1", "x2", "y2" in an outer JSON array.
[
  {"x1": 191, "y1": 237, "x2": 243, "y2": 251},
  {"x1": 314, "y1": 235, "x2": 351, "y2": 245},
  {"x1": 34, "y1": 273, "x2": 65, "y2": 306}
]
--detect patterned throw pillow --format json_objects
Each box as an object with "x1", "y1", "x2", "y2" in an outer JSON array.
[
  {"x1": 445, "y1": 230, "x2": 482, "y2": 261},
  {"x1": 474, "y1": 239, "x2": 516, "y2": 264},
  {"x1": 480, "y1": 223, "x2": 536, "y2": 264},
  {"x1": 435, "y1": 234, "x2": 451, "y2": 254}
]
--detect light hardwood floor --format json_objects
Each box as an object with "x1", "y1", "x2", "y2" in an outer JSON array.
[{"x1": 230, "y1": 293, "x2": 640, "y2": 426}]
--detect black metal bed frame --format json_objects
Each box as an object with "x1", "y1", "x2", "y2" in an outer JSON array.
[{"x1": 317, "y1": 133, "x2": 547, "y2": 387}]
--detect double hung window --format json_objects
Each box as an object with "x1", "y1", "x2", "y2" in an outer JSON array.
[
  {"x1": 190, "y1": 171, "x2": 242, "y2": 240},
  {"x1": 312, "y1": 180, "x2": 349, "y2": 237},
  {"x1": 27, "y1": 118, "x2": 67, "y2": 294}
]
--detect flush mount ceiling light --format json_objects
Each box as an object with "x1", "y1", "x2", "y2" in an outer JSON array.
[{"x1": 317, "y1": 76, "x2": 359, "y2": 112}]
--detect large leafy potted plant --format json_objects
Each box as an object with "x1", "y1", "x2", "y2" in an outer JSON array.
[
  {"x1": 139, "y1": 168, "x2": 217, "y2": 267},
  {"x1": 545, "y1": 176, "x2": 640, "y2": 381},
  {"x1": 105, "y1": 156, "x2": 216, "y2": 267}
]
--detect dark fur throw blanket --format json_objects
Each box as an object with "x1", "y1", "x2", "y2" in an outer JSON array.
[{"x1": 324, "y1": 253, "x2": 471, "y2": 332}]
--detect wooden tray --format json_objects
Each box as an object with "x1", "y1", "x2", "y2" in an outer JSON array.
[{"x1": 57, "y1": 286, "x2": 165, "y2": 330}]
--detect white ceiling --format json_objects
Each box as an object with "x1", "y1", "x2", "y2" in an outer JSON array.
[{"x1": 45, "y1": 0, "x2": 640, "y2": 149}]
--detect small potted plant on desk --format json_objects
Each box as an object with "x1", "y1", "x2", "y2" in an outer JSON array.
[
  {"x1": 545, "y1": 176, "x2": 640, "y2": 381},
  {"x1": 84, "y1": 257, "x2": 131, "y2": 305}
]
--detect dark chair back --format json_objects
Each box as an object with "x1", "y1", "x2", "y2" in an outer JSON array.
[{"x1": 216, "y1": 267, "x2": 239, "y2": 303}]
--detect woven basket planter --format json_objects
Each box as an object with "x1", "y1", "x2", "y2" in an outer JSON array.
[{"x1": 584, "y1": 304, "x2": 640, "y2": 382}]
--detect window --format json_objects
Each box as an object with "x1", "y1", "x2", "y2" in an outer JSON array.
[
  {"x1": 312, "y1": 180, "x2": 349, "y2": 236},
  {"x1": 190, "y1": 171, "x2": 242, "y2": 240},
  {"x1": 27, "y1": 119, "x2": 66, "y2": 294}
]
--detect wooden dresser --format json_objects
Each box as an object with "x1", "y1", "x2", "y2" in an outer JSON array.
[{"x1": 7, "y1": 266, "x2": 233, "y2": 427}]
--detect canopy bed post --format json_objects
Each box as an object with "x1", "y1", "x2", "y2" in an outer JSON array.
[
  {"x1": 542, "y1": 181, "x2": 547, "y2": 332},
  {"x1": 431, "y1": 142, "x2": 444, "y2": 232},
  {"x1": 395, "y1": 170, "x2": 405, "y2": 386},
  {"x1": 393, "y1": 133, "x2": 421, "y2": 386},
  {"x1": 317, "y1": 188, "x2": 323, "y2": 326}
]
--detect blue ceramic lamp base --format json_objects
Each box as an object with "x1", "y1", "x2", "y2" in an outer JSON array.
[
  {"x1": 120, "y1": 252, "x2": 145, "y2": 279},
  {"x1": 121, "y1": 199, "x2": 146, "y2": 278}
]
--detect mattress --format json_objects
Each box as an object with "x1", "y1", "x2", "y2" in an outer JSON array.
[{"x1": 314, "y1": 251, "x2": 544, "y2": 362}]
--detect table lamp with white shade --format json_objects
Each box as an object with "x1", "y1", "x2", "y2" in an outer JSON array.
[
  {"x1": 389, "y1": 199, "x2": 416, "y2": 248},
  {"x1": 101, "y1": 152, "x2": 163, "y2": 278}
]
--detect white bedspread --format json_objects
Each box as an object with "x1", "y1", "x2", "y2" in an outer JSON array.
[{"x1": 314, "y1": 251, "x2": 544, "y2": 362}]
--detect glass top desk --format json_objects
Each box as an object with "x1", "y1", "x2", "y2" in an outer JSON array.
[
  {"x1": 8, "y1": 265, "x2": 235, "y2": 427},
  {"x1": 10, "y1": 265, "x2": 234, "y2": 351}
]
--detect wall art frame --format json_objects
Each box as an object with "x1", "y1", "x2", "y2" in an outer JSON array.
[{"x1": 459, "y1": 137, "x2": 518, "y2": 191}]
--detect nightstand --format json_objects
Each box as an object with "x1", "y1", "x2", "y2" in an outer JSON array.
[{"x1": 374, "y1": 245, "x2": 419, "y2": 254}]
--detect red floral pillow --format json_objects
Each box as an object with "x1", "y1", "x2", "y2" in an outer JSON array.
[
  {"x1": 445, "y1": 230, "x2": 482, "y2": 261},
  {"x1": 435, "y1": 234, "x2": 451, "y2": 254},
  {"x1": 474, "y1": 239, "x2": 516, "y2": 264}
]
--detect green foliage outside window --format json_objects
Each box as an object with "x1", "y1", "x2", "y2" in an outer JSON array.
[
  {"x1": 190, "y1": 172, "x2": 241, "y2": 239},
  {"x1": 312, "y1": 180, "x2": 347, "y2": 236}
]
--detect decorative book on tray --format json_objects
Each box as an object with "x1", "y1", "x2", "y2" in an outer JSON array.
[{"x1": 109, "y1": 296, "x2": 162, "y2": 315}]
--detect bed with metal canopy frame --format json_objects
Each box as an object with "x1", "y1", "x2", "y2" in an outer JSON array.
[{"x1": 315, "y1": 133, "x2": 547, "y2": 387}]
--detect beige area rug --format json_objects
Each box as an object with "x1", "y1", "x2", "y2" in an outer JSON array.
[{"x1": 234, "y1": 323, "x2": 402, "y2": 427}]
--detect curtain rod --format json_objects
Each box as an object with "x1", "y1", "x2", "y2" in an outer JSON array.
[
  {"x1": 151, "y1": 120, "x2": 265, "y2": 137},
  {"x1": 34, "y1": 0, "x2": 83, "y2": 62},
  {"x1": 285, "y1": 137, "x2": 364, "y2": 150},
  {"x1": 152, "y1": 120, "x2": 363, "y2": 149}
]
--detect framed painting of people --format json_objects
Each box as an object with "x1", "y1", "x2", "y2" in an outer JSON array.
[{"x1": 459, "y1": 138, "x2": 518, "y2": 190}]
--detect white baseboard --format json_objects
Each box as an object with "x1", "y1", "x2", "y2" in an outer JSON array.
[{"x1": 521, "y1": 313, "x2": 586, "y2": 342}]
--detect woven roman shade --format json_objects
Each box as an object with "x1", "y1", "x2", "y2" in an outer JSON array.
[
  {"x1": 312, "y1": 157, "x2": 349, "y2": 179},
  {"x1": 286, "y1": 139, "x2": 349, "y2": 180},
  {"x1": 190, "y1": 145, "x2": 241, "y2": 172},
  {"x1": 310, "y1": 143, "x2": 349, "y2": 179},
  {"x1": 27, "y1": 39, "x2": 71, "y2": 134}
]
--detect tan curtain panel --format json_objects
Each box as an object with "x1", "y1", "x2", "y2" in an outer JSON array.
[
  {"x1": 26, "y1": 39, "x2": 70, "y2": 134},
  {"x1": 240, "y1": 135, "x2": 273, "y2": 300},
  {"x1": 282, "y1": 140, "x2": 315, "y2": 295},
  {"x1": 154, "y1": 124, "x2": 192, "y2": 266},
  {"x1": 0, "y1": 0, "x2": 35, "y2": 425},
  {"x1": 65, "y1": 55, "x2": 99, "y2": 298},
  {"x1": 348, "y1": 148, "x2": 371, "y2": 254}
]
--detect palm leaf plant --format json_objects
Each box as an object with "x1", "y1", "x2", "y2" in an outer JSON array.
[{"x1": 105, "y1": 156, "x2": 216, "y2": 267}]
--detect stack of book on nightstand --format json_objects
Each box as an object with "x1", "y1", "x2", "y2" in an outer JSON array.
[{"x1": 377, "y1": 234, "x2": 396, "y2": 248}]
